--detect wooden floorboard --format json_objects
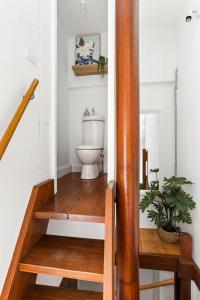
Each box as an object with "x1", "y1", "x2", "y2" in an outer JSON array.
[
  {"x1": 24, "y1": 285, "x2": 103, "y2": 300},
  {"x1": 19, "y1": 235, "x2": 104, "y2": 283},
  {"x1": 34, "y1": 173, "x2": 107, "y2": 223}
]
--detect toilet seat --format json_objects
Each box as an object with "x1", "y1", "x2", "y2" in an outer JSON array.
[
  {"x1": 76, "y1": 145, "x2": 102, "y2": 150},
  {"x1": 76, "y1": 145, "x2": 102, "y2": 179}
]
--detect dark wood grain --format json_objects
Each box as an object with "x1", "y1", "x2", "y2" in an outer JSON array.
[
  {"x1": 34, "y1": 173, "x2": 107, "y2": 223},
  {"x1": 19, "y1": 235, "x2": 104, "y2": 283},
  {"x1": 116, "y1": 0, "x2": 140, "y2": 298},
  {"x1": 25, "y1": 285, "x2": 103, "y2": 300},
  {"x1": 192, "y1": 260, "x2": 200, "y2": 291}
]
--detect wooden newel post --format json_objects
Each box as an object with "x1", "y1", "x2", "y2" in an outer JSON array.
[{"x1": 116, "y1": 0, "x2": 140, "y2": 299}]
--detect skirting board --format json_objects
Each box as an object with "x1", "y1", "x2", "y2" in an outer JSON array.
[
  {"x1": 71, "y1": 164, "x2": 82, "y2": 173},
  {"x1": 57, "y1": 164, "x2": 72, "y2": 178}
]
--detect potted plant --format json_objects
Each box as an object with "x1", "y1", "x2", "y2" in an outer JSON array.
[
  {"x1": 140, "y1": 176, "x2": 196, "y2": 243},
  {"x1": 97, "y1": 56, "x2": 108, "y2": 78}
]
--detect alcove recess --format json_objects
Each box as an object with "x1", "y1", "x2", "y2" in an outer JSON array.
[{"x1": 72, "y1": 64, "x2": 108, "y2": 76}]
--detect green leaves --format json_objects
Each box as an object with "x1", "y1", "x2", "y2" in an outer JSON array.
[
  {"x1": 150, "y1": 168, "x2": 159, "y2": 173},
  {"x1": 163, "y1": 176, "x2": 192, "y2": 189},
  {"x1": 140, "y1": 190, "x2": 159, "y2": 212},
  {"x1": 140, "y1": 176, "x2": 196, "y2": 231},
  {"x1": 98, "y1": 56, "x2": 108, "y2": 78}
]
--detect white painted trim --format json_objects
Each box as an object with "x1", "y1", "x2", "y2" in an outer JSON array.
[
  {"x1": 50, "y1": 0, "x2": 58, "y2": 191},
  {"x1": 107, "y1": 0, "x2": 116, "y2": 183},
  {"x1": 57, "y1": 164, "x2": 72, "y2": 178},
  {"x1": 71, "y1": 164, "x2": 82, "y2": 173}
]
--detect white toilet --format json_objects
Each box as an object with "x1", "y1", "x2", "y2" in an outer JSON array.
[{"x1": 76, "y1": 115, "x2": 105, "y2": 180}]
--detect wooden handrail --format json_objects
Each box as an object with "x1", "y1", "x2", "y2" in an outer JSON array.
[
  {"x1": 0, "y1": 79, "x2": 39, "y2": 160},
  {"x1": 103, "y1": 181, "x2": 115, "y2": 300},
  {"x1": 140, "y1": 279, "x2": 175, "y2": 291}
]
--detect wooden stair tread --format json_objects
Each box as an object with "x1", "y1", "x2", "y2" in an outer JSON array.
[
  {"x1": 19, "y1": 235, "x2": 104, "y2": 283},
  {"x1": 34, "y1": 173, "x2": 106, "y2": 223},
  {"x1": 24, "y1": 285, "x2": 103, "y2": 300},
  {"x1": 139, "y1": 229, "x2": 181, "y2": 257}
]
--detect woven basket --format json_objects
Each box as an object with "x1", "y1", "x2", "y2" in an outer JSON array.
[{"x1": 158, "y1": 227, "x2": 180, "y2": 244}]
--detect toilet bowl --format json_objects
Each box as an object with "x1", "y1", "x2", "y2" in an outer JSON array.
[
  {"x1": 76, "y1": 114, "x2": 105, "y2": 180},
  {"x1": 76, "y1": 145, "x2": 102, "y2": 179}
]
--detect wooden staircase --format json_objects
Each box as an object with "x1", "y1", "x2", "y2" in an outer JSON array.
[{"x1": 1, "y1": 175, "x2": 115, "y2": 300}]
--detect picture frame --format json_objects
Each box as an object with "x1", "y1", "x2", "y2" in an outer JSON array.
[{"x1": 75, "y1": 33, "x2": 101, "y2": 65}]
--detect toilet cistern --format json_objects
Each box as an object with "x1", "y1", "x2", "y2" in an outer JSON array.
[{"x1": 76, "y1": 115, "x2": 105, "y2": 180}]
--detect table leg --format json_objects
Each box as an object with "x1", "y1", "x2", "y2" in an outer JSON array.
[{"x1": 174, "y1": 272, "x2": 180, "y2": 300}]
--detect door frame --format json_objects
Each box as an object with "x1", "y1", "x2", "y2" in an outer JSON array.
[{"x1": 50, "y1": 0, "x2": 58, "y2": 192}]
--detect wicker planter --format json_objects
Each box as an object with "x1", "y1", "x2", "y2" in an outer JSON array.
[{"x1": 158, "y1": 227, "x2": 180, "y2": 244}]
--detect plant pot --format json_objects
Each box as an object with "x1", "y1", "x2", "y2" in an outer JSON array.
[{"x1": 158, "y1": 227, "x2": 180, "y2": 244}]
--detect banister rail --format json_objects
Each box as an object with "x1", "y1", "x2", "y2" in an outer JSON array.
[
  {"x1": 0, "y1": 79, "x2": 39, "y2": 160},
  {"x1": 140, "y1": 279, "x2": 175, "y2": 291}
]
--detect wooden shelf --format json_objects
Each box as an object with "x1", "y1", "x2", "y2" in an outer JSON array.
[
  {"x1": 24, "y1": 285, "x2": 103, "y2": 300},
  {"x1": 72, "y1": 64, "x2": 108, "y2": 76},
  {"x1": 19, "y1": 235, "x2": 104, "y2": 283}
]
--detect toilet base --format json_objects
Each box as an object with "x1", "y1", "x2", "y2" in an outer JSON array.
[{"x1": 81, "y1": 164, "x2": 99, "y2": 180}]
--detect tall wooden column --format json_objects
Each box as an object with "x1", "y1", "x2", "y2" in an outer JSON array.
[{"x1": 116, "y1": 0, "x2": 140, "y2": 299}]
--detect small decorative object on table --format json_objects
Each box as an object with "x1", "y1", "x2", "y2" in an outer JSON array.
[{"x1": 140, "y1": 176, "x2": 196, "y2": 243}]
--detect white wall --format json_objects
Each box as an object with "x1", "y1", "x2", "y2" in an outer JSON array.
[
  {"x1": 57, "y1": 18, "x2": 71, "y2": 178},
  {"x1": 0, "y1": 0, "x2": 52, "y2": 293},
  {"x1": 177, "y1": 0, "x2": 200, "y2": 298},
  {"x1": 140, "y1": 26, "x2": 177, "y2": 83}
]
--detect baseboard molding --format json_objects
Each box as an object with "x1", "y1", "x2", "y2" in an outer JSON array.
[
  {"x1": 57, "y1": 164, "x2": 72, "y2": 178},
  {"x1": 71, "y1": 164, "x2": 82, "y2": 173}
]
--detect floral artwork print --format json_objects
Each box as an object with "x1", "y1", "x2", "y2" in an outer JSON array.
[{"x1": 75, "y1": 34, "x2": 100, "y2": 65}]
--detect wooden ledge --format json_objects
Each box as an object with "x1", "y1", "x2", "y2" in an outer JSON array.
[
  {"x1": 72, "y1": 64, "x2": 108, "y2": 76},
  {"x1": 34, "y1": 173, "x2": 107, "y2": 223}
]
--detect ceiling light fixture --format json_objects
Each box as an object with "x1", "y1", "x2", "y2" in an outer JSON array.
[{"x1": 81, "y1": 0, "x2": 87, "y2": 14}]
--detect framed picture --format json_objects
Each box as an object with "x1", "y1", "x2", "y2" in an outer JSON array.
[{"x1": 75, "y1": 34, "x2": 100, "y2": 65}]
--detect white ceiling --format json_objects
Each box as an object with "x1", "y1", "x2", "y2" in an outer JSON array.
[
  {"x1": 58, "y1": 0, "x2": 108, "y2": 36},
  {"x1": 140, "y1": 0, "x2": 184, "y2": 29},
  {"x1": 59, "y1": 0, "x2": 184, "y2": 35}
]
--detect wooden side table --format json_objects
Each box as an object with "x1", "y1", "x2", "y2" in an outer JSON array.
[{"x1": 139, "y1": 229, "x2": 193, "y2": 300}]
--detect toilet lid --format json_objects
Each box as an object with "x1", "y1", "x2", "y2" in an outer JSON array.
[{"x1": 76, "y1": 145, "x2": 102, "y2": 150}]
